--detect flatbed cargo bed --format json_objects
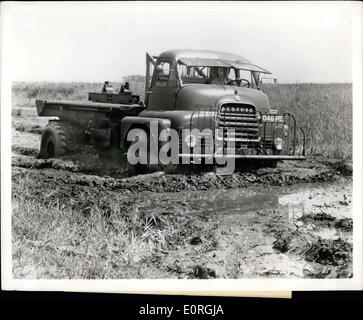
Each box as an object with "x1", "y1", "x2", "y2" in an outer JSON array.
[{"x1": 36, "y1": 99, "x2": 145, "y2": 117}]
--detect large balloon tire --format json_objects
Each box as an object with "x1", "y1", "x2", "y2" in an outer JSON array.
[{"x1": 39, "y1": 120, "x2": 83, "y2": 158}]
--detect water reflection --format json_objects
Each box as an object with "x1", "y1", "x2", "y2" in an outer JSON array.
[{"x1": 137, "y1": 178, "x2": 352, "y2": 223}]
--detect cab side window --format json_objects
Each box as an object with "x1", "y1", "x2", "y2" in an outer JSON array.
[{"x1": 153, "y1": 61, "x2": 170, "y2": 87}]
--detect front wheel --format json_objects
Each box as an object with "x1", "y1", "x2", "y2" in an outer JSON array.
[
  {"x1": 234, "y1": 159, "x2": 279, "y2": 171},
  {"x1": 262, "y1": 160, "x2": 278, "y2": 168},
  {"x1": 123, "y1": 129, "x2": 180, "y2": 174}
]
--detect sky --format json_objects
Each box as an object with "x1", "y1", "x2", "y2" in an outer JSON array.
[{"x1": 3, "y1": 1, "x2": 357, "y2": 83}]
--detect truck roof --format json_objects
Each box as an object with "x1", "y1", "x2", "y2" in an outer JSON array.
[
  {"x1": 159, "y1": 49, "x2": 250, "y2": 63},
  {"x1": 158, "y1": 49, "x2": 270, "y2": 74}
]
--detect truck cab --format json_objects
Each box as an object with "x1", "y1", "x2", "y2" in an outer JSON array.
[
  {"x1": 119, "y1": 49, "x2": 305, "y2": 164},
  {"x1": 145, "y1": 50, "x2": 270, "y2": 111}
]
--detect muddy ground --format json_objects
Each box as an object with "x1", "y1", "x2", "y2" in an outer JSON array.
[{"x1": 11, "y1": 125, "x2": 353, "y2": 279}]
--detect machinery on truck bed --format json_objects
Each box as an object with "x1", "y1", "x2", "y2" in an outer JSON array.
[{"x1": 36, "y1": 49, "x2": 305, "y2": 172}]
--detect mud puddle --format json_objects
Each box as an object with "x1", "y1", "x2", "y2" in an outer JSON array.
[
  {"x1": 145, "y1": 177, "x2": 352, "y2": 279},
  {"x1": 138, "y1": 177, "x2": 352, "y2": 224},
  {"x1": 201, "y1": 177, "x2": 352, "y2": 220}
]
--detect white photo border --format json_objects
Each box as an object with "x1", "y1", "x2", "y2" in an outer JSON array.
[{"x1": 1, "y1": 1, "x2": 362, "y2": 292}]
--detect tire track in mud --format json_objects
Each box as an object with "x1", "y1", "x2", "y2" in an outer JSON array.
[
  {"x1": 263, "y1": 210, "x2": 353, "y2": 278},
  {"x1": 156, "y1": 206, "x2": 353, "y2": 279},
  {"x1": 12, "y1": 156, "x2": 348, "y2": 194}
]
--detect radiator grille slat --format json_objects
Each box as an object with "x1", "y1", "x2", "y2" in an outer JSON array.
[{"x1": 217, "y1": 103, "x2": 259, "y2": 143}]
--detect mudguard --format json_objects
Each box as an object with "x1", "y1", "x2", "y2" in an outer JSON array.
[{"x1": 120, "y1": 116, "x2": 171, "y2": 148}]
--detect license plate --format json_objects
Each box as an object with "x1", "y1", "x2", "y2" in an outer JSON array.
[{"x1": 262, "y1": 114, "x2": 284, "y2": 123}]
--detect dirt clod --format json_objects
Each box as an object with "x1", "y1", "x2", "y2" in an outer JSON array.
[
  {"x1": 325, "y1": 160, "x2": 352, "y2": 176},
  {"x1": 304, "y1": 238, "x2": 352, "y2": 266},
  {"x1": 190, "y1": 265, "x2": 217, "y2": 279},
  {"x1": 298, "y1": 212, "x2": 337, "y2": 228},
  {"x1": 190, "y1": 236, "x2": 203, "y2": 245},
  {"x1": 335, "y1": 218, "x2": 353, "y2": 232},
  {"x1": 272, "y1": 232, "x2": 294, "y2": 253}
]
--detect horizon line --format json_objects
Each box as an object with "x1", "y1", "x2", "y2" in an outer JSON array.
[{"x1": 11, "y1": 80, "x2": 353, "y2": 85}]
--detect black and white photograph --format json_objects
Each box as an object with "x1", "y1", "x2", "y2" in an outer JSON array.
[{"x1": 1, "y1": 1, "x2": 362, "y2": 293}]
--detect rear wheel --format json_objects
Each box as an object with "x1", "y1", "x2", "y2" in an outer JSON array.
[
  {"x1": 252, "y1": 160, "x2": 278, "y2": 170},
  {"x1": 39, "y1": 120, "x2": 84, "y2": 158}
]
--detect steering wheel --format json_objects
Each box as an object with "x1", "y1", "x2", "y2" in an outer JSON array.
[{"x1": 227, "y1": 78, "x2": 250, "y2": 88}]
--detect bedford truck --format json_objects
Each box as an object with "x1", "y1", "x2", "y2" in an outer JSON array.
[{"x1": 35, "y1": 49, "x2": 305, "y2": 173}]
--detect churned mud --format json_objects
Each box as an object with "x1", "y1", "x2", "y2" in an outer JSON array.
[
  {"x1": 11, "y1": 148, "x2": 351, "y2": 193},
  {"x1": 11, "y1": 127, "x2": 353, "y2": 279},
  {"x1": 143, "y1": 179, "x2": 353, "y2": 279}
]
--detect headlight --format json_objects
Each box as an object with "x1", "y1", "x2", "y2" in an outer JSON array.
[
  {"x1": 184, "y1": 134, "x2": 197, "y2": 148},
  {"x1": 256, "y1": 112, "x2": 261, "y2": 121},
  {"x1": 274, "y1": 138, "x2": 283, "y2": 150},
  {"x1": 283, "y1": 124, "x2": 289, "y2": 137}
]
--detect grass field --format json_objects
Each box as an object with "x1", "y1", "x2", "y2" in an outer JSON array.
[
  {"x1": 12, "y1": 80, "x2": 352, "y2": 159},
  {"x1": 263, "y1": 83, "x2": 352, "y2": 159}
]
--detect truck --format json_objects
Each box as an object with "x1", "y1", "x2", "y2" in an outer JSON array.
[{"x1": 35, "y1": 49, "x2": 305, "y2": 173}]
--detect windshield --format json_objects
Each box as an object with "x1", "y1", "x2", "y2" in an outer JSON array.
[{"x1": 177, "y1": 63, "x2": 258, "y2": 88}]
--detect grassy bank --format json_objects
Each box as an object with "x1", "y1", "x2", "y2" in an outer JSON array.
[{"x1": 12, "y1": 168, "x2": 219, "y2": 279}]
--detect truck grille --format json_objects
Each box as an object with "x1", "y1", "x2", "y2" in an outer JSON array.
[{"x1": 216, "y1": 103, "x2": 260, "y2": 142}]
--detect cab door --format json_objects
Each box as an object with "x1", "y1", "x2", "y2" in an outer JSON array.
[{"x1": 146, "y1": 58, "x2": 178, "y2": 110}]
